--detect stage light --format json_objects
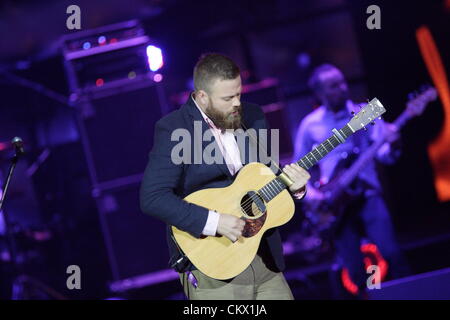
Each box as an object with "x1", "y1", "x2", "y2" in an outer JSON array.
[
  {"x1": 153, "y1": 74, "x2": 163, "y2": 82},
  {"x1": 96, "y1": 78, "x2": 104, "y2": 87},
  {"x1": 341, "y1": 243, "x2": 388, "y2": 295},
  {"x1": 83, "y1": 42, "x2": 91, "y2": 50},
  {"x1": 98, "y1": 36, "x2": 106, "y2": 45},
  {"x1": 296, "y1": 52, "x2": 311, "y2": 69},
  {"x1": 146, "y1": 45, "x2": 164, "y2": 72}
]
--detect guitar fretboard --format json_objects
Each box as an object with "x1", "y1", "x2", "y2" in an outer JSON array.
[
  {"x1": 258, "y1": 124, "x2": 354, "y2": 202},
  {"x1": 297, "y1": 124, "x2": 353, "y2": 170},
  {"x1": 259, "y1": 177, "x2": 287, "y2": 202}
]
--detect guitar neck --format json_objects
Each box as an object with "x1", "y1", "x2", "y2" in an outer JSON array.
[
  {"x1": 393, "y1": 108, "x2": 414, "y2": 128},
  {"x1": 296, "y1": 124, "x2": 354, "y2": 170},
  {"x1": 259, "y1": 96, "x2": 389, "y2": 202},
  {"x1": 258, "y1": 124, "x2": 355, "y2": 203}
]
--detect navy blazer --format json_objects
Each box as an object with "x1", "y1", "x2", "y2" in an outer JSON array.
[{"x1": 140, "y1": 95, "x2": 286, "y2": 274}]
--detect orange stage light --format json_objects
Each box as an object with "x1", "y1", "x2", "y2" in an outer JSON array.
[{"x1": 416, "y1": 26, "x2": 450, "y2": 202}]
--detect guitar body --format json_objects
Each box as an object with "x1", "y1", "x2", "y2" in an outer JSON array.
[{"x1": 172, "y1": 162, "x2": 295, "y2": 280}]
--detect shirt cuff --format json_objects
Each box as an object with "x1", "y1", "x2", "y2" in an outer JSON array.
[
  {"x1": 201, "y1": 210, "x2": 220, "y2": 236},
  {"x1": 292, "y1": 186, "x2": 307, "y2": 200}
]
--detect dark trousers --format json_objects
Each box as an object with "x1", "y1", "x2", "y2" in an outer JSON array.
[{"x1": 333, "y1": 195, "x2": 411, "y2": 290}]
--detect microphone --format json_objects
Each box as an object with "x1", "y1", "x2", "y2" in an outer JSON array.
[{"x1": 11, "y1": 137, "x2": 25, "y2": 155}]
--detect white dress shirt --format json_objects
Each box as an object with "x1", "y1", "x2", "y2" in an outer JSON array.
[{"x1": 192, "y1": 97, "x2": 243, "y2": 236}]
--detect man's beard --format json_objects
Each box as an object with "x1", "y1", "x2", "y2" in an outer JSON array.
[
  {"x1": 328, "y1": 92, "x2": 349, "y2": 113},
  {"x1": 205, "y1": 99, "x2": 243, "y2": 130},
  {"x1": 329, "y1": 100, "x2": 347, "y2": 112}
]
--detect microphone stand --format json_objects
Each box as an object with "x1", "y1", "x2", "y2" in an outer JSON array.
[
  {"x1": 0, "y1": 148, "x2": 22, "y2": 298},
  {"x1": 0, "y1": 139, "x2": 67, "y2": 300},
  {"x1": 0, "y1": 143, "x2": 23, "y2": 299}
]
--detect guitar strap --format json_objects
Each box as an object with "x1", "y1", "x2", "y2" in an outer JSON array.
[
  {"x1": 240, "y1": 121, "x2": 283, "y2": 175},
  {"x1": 169, "y1": 229, "x2": 191, "y2": 272}
]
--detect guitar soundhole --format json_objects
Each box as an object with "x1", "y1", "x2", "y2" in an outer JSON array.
[
  {"x1": 240, "y1": 192, "x2": 265, "y2": 218},
  {"x1": 240, "y1": 191, "x2": 267, "y2": 238}
]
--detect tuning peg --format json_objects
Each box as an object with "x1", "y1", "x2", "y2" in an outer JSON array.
[{"x1": 351, "y1": 111, "x2": 355, "y2": 116}]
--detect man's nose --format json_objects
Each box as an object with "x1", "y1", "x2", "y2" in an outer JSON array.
[{"x1": 232, "y1": 96, "x2": 240, "y2": 106}]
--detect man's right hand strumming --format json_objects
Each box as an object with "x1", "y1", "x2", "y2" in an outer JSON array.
[{"x1": 216, "y1": 213, "x2": 245, "y2": 243}]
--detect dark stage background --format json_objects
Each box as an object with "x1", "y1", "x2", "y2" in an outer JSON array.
[{"x1": 0, "y1": 0, "x2": 449, "y2": 299}]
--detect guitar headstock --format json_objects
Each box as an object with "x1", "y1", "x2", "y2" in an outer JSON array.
[
  {"x1": 348, "y1": 98, "x2": 386, "y2": 132},
  {"x1": 406, "y1": 85, "x2": 437, "y2": 117}
]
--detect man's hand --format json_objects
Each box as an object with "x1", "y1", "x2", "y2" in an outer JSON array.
[
  {"x1": 282, "y1": 163, "x2": 311, "y2": 193},
  {"x1": 216, "y1": 213, "x2": 245, "y2": 243}
]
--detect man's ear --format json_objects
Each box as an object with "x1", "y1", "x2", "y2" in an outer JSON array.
[{"x1": 197, "y1": 90, "x2": 209, "y2": 106}]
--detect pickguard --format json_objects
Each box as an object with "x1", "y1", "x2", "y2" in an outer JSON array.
[{"x1": 242, "y1": 213, "x2": 267, "y2": 237}]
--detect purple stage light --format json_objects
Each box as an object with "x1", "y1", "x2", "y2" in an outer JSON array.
[
  {"x1": 296, "y1": 52, "x2": 311, "y2": 68},
  {"x1": 98, "y1": 36, "x2": 106, "y2": 45},
  {"x1": 146, "y1": 45, "x2": 164, "y2": 72},
  {"x1": 153, "y1": 73, "x2": 163, "y2": 82}
]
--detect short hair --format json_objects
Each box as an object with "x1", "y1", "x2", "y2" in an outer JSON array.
[
  {"x1": 307, "y1": 63, "x2": 339, "y2": 93},
  {"x1": 193, "y1": 53, "x2": 240, "y2": 93}
]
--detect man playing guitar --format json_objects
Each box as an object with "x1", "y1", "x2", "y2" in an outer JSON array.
[{"x1": 292, "y1": 64, "x2": 411, "y2": 297}]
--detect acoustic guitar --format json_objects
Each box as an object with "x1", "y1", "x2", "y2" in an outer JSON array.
[{"x1": 172, "y1": 98, "x2": 386, "y2": 280}]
